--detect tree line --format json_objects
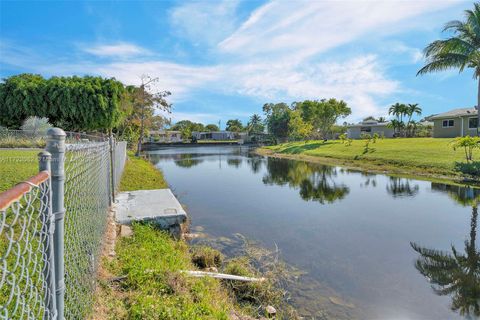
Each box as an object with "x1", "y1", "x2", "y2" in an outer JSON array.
[
  {"x1": 169, "y1": 115, "x2": 265, "y2": 140},
  {"x1": 0, "y1": 73, "x2": 171, "y2": 153}
]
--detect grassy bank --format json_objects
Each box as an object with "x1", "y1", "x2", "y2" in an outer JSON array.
[
  {"x1": 97, "y1": 153, "x2": 294, "y2": 319},
  {"x1": 119, "y1": 152, "x2": 168, "y2": 191},
  {"x1": 95, "y1": 224, "x2": 237, "y2": 319},
  {"x1": 259, "y1": 138, "x2": 477, "y2": 182}
]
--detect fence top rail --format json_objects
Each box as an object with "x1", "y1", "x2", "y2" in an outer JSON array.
[{"x1": 0, "y1": 171, "x2": 50, "y2": 211}]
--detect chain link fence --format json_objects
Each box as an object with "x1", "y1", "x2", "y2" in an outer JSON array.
[
  {"x1": 113, "y1": 141, "x2": 127, "y2": 192},
  {"x1": 0, "y1": 128, "x2": 127, "y2": 320}
]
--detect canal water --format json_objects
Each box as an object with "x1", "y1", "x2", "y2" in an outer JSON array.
[{"x1": 146, "y1": 146, "x2": 479, "y2": 320}]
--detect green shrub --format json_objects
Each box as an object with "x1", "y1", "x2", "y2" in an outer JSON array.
[
  {"x1": 454, "y1": 161, "x2": 480, "y2": 176},
  {"x1": 191, "y1": 246, "x2": 224, "y2": 269}
]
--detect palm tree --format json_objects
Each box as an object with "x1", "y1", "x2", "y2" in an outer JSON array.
[
  {"x1": 377, "y1": 116, "x2": 386, "y2": 123},
  {"x1": 406, "y1": 104, "x2": 422, "y2": 125},
  {"x1": 387, "y1": 119, "x2": 405, "y2": 137},
  {"x1": 388, "y1": 103, "x2": 408, "y2": 136},
  {"x1": 388, "y1": 103, "x2": 408, "y2": 123},
  {"x1": 411, "y1": 205, "x2": 480, "y2": 318},
  {"x1": 406, "y1": 104, "x2": 422, "y2": 137},
  {"x1": 247, "y1": 114, "x2": 264, "y2": 134},
  {"x1": 417, "y1": 3, "x2": 480, "y2": 136}
]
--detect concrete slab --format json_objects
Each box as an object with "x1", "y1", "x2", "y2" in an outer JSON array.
[{"x1": 115, "y1": 189, "x2": 187, "y2": 229}]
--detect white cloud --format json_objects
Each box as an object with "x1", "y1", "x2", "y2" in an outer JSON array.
[
  {"x1": 224, "y1": 55, "x2": 399, "y2": 119},
  {"x1": 389, "y1": 42, "x2": 424, "y2": 63},
  {"x1": 1, "y1": 0, "x2": 464, "y2": 122},
  {"x1": 83, "y1": 42, "x2": 149, "y2": 57},
  {"x1": 94, "y1": 61, "x2": 221, "y2": 100},
  {"x1": 85, "y1": 54, "x2": 397, "y2": 120},
  {"x1": 169, "y1": 0, "x2": 240, "y2": 46},
  {"x1": 219, "y1": 0, "x2": 460, "y2": 60}
]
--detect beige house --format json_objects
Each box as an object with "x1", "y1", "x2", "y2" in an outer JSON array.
[
  {"x1": 347, "y1": 120, "x2": 395, "y2": 139},
  {"x1": 429, "y1": 107, "x2": 478, "y2": 138}
]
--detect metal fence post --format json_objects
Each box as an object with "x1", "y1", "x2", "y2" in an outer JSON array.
[
  {"x1": 109, "y1": 134, "x2": 115, "y2": 203},
  {"x1": 38, "y1": 151, "x2": 57, "y2": 319},
  {"x1": 46, "y1": 128, "x2": 66, "y2": 320}
]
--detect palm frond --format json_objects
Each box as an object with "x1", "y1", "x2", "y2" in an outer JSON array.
[{"x1": 417, "y1": 54, "x2": 470, "y2": 75}]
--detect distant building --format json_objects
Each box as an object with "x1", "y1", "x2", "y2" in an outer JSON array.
[
  {"x1": 347, "y1": 120, "x2": 394, "y2": 139},
  {"x1": 192, "y1": 131, "x2": 235, "y2": 140},
  {"x1": 148, "y1": 130, "x2": 182, "y2": 143},
  {"x1": 428, "y1": 107, "x2": 478, "y2": 138}
]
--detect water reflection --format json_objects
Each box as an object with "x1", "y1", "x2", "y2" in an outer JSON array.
[
  {"x1": 359, "y1": 172, "x2": 377, "y2": 188},
  {"x1": 174, "y1": 154, "x2": 204, "y2": 168},
  {"x1": 226, "y1": 158, "x2": 242, "y2": 168},
  {"x1": 247, "y1": 156, "x2": 263, "y2": 174},
  {"x1": 262, "y1": 158, "x2": 349, "y2": 204},
  {"x1": 386, "y1": 177, "x2": 419, "y2": 198},
  {"x1": 412, "y1": 184, "x2": 480, "y2": 318}
]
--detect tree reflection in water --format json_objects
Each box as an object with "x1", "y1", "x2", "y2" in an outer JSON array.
[
  {"x1": 262, "y1": 158, "x2": 349, "y2": 204},
  {"x1": 386, "y1": 177, "x2": 419, "y2": 198},
  {"x1": 226, "y1": 158, "x2": 242, "y2": 168},
  {"x1": 247, "y1": 156, "x2": 263, "y2": 174},
  {"x1": 174, "y1": 154, "x2": 204, "y2": 168},
  {"x1": 411, "y1": 184, "x2": 480, "y2": 318}
]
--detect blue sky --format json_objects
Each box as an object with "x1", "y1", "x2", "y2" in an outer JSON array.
[{"x1": 0, "y1": 0, "x2": 476, "y2": 127}]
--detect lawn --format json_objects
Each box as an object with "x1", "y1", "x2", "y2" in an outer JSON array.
[
  {"x1": 0, "y1": 149, "x2": 41, "y2": 192},
  {"x1": 95, "y1": 224, "x2": 236, "y2": 320},
  {"x1": 262, "y1": 138, "x2": 474, "y2": 178},
  {"x1": 119, "y1": 152, "x2": 168, "y2": 191}
]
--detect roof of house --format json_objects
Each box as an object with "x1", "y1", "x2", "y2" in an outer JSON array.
[
  {"x1": 429, "y1": 107, "x2": 477, "y2": 120},
  {"x1": 347, "y1": 121, "x2": 390, "y2": 128}
]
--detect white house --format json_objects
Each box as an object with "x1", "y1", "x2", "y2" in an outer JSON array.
[{"x1": 347, "y1": 120, "x2": 394, "y2": 139}]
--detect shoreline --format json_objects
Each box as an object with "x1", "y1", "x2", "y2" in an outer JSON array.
[{"x1": 255, "y1": 147, "x2": 480, "y2": 187}]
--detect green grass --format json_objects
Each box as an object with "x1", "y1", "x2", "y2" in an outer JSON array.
[
  {"x1": 262, "y1": 138, "x2": 475, "y2": 179},
  {"x1": 97, "y1": 224, "x2": 235, "y2": 320},
  {"x1": 119, "y1": 152, "x2": 168, "y2": 191},
  {"x1": 0, "y1": 149, "x2": 40, "y2": 192}
]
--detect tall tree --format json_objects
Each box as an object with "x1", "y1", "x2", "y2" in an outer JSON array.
[
  {"x1": 388, "y1": 103, "x2": 408, "y2": 123},
  {"x1": 288, "y1": 109, "x2": 313, "y2": 140},
  {"x1": 406, "y1": 104, "x2": 422, "y2": 137},
  {"x1": 417, "y1": 3, "x2": 480, "y2": 135},
  {"x1": 171, "y1": 120, "x2": 205, "y2": 132},
  {"x1": 263, "y1": 102, "x2": 291, "y2": 140},
  {"x1": 133, "y1": 75, "x2": 171, "y2": 155},
  {"x1": 388, "y1": 103, "x2": 408, "y2": 136},
  {"x1": 205, "y1": 124, "x2": 220, "y2": 132},
  {"x1": 247, "y1": 114, "x2": 264, "y2": 134},
  {"x1": 296, "y1": 99, "x2": 351, "y2": 139},
  {"x1": 225, "y1": 119, "x2": 243, "y2": 132}
]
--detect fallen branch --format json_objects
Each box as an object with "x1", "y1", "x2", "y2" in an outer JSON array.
[{"x1": 182, "y1": 270, "x2": 265, "y2": 282}]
